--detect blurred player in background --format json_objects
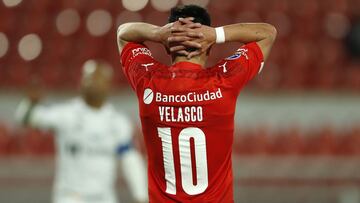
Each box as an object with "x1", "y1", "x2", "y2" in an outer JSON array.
[
  {"x1": 15, "y1": 60, "x2": 148, "y2": 203},
  {"x1": 117, "y1": 4, "x2": 276, "y2": 203}
]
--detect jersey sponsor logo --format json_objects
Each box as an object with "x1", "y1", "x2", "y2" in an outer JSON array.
[
  {"x1": 132, "y1": 47, "x2": 152, "y2": 57},
  {"x1": 226, "y1": 53, "x2": 241, "y2": 60},
  {"x1": 155, "y1": 88, "x2": 223, "y2": 103},
  {"x1": 226, "y1": 47, "x2": 249, "y2": 60},
  {"x1": 143, "y1": 88, "x2": 154, "y2": 104},
  {"x1": 155, "y1": 89, "x2": 222, "y2": 123}
]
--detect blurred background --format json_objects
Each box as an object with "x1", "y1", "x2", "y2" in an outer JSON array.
[{"x1": 0, "y1": 0, "x2": 360, "y2": 202}]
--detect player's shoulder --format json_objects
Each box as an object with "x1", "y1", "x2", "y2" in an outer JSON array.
[
  {"x1": 46, "y1": 98, "x2": 87, "y2": 118},
  {"x1": 220, "y1": 42, "x2": 263, "y2": 63},
  {"x1": 62, "y1": 98, "x2": 84, "y2": 110},
  {"x1": 208, "y1": 42, "x2": 264, "y2": 73},
  {"x1": 114, "y1": 111, "x2": 132, "y2": 126},
  {"x1": 106, "y1": 106, "x2": 134, "y2": 137},
  {"x1": 121, "y1": 42, "x2": 154, "y2": 63},
  {"x1": 38, "y1": 98, "x2": 74, "y2": 112},
  {"x1": 105, "y1": 104, "x2": 131, "y2": 124},
  {"x1": 121, "y1": 42, "x2": 167, "y2": 68}
]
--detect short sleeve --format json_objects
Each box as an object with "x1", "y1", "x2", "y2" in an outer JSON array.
[
  {"x1": 30, "y1": 105, "x2": 62, "y2": 131},
  {"x1": 120, "y1": 42, "x2": 157, "y2": 90},
  {"x1": 215, "y1": 42, "x2": 264, "y2": 93}
]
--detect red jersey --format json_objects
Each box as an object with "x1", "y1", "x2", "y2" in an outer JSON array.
[{"x1": 121, "y1": 42, "x2": 264, "y2": 203}]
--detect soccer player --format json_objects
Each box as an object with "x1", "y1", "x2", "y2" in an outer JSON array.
[
  {"x1": 16, "y1": 60, "x2": 148, "y2": 203},
  {"x1": 117, "y1": 4, "x2": 276, "y2": 203}
]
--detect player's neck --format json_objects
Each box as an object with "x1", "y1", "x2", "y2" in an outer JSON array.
[
  {"x1": 172, "y1": 55, "x2": 207, "y2": 67},
  {"x1": 83, "y1": 96, "x2": 104, "y2": 110}
]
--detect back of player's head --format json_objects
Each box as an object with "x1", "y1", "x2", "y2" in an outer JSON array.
[
  {"x1": 81, "y1": 59, "x2": 113, "y2": 102},
  {"x1": 82, "y1": 59, "x2": 113, "y2": 80},
  {"x1": 168, "y1": 4, "x2": 211, "y2": 26}
]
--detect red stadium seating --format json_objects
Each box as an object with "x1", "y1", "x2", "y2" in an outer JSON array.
[
  {"x1": 0, "y1": 124, "x2": 11, "y2": 155},
  {"x1": 0, "y1": 0, "x2": 359, "y2": 91},
  {"x1": 0, "y1": 122, "x2": 358, "y2": 157}
]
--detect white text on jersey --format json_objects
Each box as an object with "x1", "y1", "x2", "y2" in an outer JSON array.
[
  {"x1": 159, "y1": 106, "x2": 203, "y2": 123},
  {"x1": 156, "y1": 88, "x2": 223, "y2": 103},
  {"x1": 132, "y1": 47, "x2": 152, "y2": 57}
]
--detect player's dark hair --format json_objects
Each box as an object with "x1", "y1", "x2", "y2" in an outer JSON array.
[{"x1": 168, "y1": 4, "x2": 211, "y2": 26}]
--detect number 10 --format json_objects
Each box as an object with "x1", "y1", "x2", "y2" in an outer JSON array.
[{"x1": 157, "y1": 127, "x2": 208, "y2": 195}]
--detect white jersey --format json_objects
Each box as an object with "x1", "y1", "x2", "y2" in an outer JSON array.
[{"x1": 29, "y1": 98, "x2": 135, "y2": 202}]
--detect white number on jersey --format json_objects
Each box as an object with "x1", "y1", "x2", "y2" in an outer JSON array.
[{"x1": 157, "y1": 127, "x2": 208, "y2": 195}]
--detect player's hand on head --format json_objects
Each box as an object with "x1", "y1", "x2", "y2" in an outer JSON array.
[
  {"x1": 157, "y1": 17, "x2": 201, "y2": 47},
  {"x1": 167, "y1": 17, "x2": 204, "y2": 57},
  {"x1": 168, "y1": 18, "x2": 216, "y2": 58},
  {"x1": 187, "y1": 32, "x2": 215, "y2": 58},
  {"x1": 179, "y1": 18, "x2": 216, "y2": 58},
  {"x1": 157, "y1": 22, "x2": 176, "y2": 46}
]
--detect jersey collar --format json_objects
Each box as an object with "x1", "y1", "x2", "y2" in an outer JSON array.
[{"x1": 171, "y1": 61, "x2": 203, "y2": 71}]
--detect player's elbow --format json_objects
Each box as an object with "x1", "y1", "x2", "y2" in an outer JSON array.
[
  {"x1": 263, "y1": 23, "x2": 277, "y2": 42},
  {"x1": 117, "y1": 23, "x2": 133, "y2": 53},
  {"x1": 117, "y1": 23, "x2": 130, "y2": 40}
]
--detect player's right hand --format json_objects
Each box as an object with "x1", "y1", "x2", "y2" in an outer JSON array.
[
  {"x1": 167, "y1": 17, "x2": 206, "y2": 57},
  {"x1": 157, "y1": 17, "x2": 203, "y2": 56}
]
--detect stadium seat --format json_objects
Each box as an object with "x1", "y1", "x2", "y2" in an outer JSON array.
[
  {"x1": 0, "y1": 0, "x2": 358, "y2": 91},
  {"x1": 304, "y1": 126, "x2": 337, "y2": 155},
  {"x1": 269, "y1": 127, "x2": 304, "y2": 154},
  {"x1": 0, "y1": 124, "x2": 10, "y2": 155}
]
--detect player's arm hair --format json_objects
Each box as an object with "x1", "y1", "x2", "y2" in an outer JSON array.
[
  {"x1": 117, "y1": 23, "x2": 163, "y2": 54},
  {"x1": 223, "y1": 23, "x2": 277, "y2": 61},
  {"x1": 119, "y1": 148, "x2": 148, "y2": 202}
]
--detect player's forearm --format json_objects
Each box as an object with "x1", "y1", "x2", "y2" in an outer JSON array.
[
  {"x1": 221, "y1": 23, "x2": 277, "y2": 61},
  {"x1": 120, "y1": 150, "x2": 148, "y2": 202},
  {"x1": 223, "y1": 23, "x2": 277, "y2": 44},
  {"x1": 117, "y1": 23, "x2": 162, "y2": 44}
]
